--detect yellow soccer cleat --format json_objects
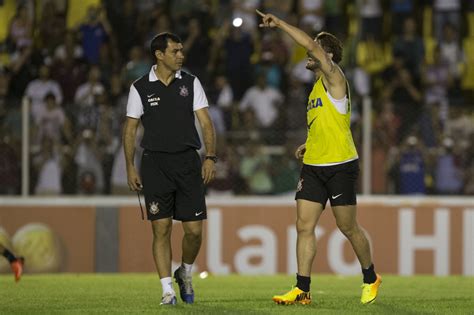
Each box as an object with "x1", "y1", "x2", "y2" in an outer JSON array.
[
  {"x1": 272, "y1": 287, "x2": 311, "y2": 305},
  {"x1": 360, "y1": 274, "x2": 382, "y2": 304}
]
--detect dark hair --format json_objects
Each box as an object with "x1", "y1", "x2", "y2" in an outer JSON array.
[
  {"x1": 44, "y1": 92, "x2": 56, "y2": 101},
  {"x1": 150, "y1": 32, "x2": 182, "y2": 58},
  {"x1": 316, "y1": 32, "x2": 343, "y2": 64}
]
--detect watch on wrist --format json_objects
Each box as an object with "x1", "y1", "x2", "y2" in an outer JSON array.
[{"x1": 205, "y1": 155, "x2": 218, "y2": 163}]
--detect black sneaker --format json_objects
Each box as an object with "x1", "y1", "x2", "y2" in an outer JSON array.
[{"x1": 174, "y1": 267, "x2": 194, "y2": 304}]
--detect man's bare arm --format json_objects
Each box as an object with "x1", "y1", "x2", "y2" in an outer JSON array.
[
  {"x1": 256, "y1": 10, "x2": 345, "y2": 86},
  {"x1": 195, "y1": 108, "x2": 216, "y2": 156},
  {"x1": 195, "y1": 108, "x2": 216, "y2": 184},
  {"x1": 123, "y1": 117, "x2": 142, "y2": 191}
]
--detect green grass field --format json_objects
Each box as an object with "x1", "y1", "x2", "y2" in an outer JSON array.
[{"x1": 1, "y1": 274, "x2": 473, "y2": 314}]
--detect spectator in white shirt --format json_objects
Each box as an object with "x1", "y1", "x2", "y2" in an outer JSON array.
[
  {"x1": 74, "y1": 65, "x2": 104, "y2": 107},
  {"x1": 34, "y1": 93, "x2": 73, "y2": 144},
  {"x1": 74, "y1": 129, "x2": 105, "y2": 194},
  {"x1": 24, "y1": 64, "x2": 63, "y2": 117},
  {"x1": 54, "y1": 31, "x2": 84, "y2": 62},
  {"x1": 439, "y1": 23, "x2": 463, "y2": 82},
  {"x1": 433, "y1": 0, "x2": 461, "y2": 41},
  {"x1": 239, "y1": 73, "x2": 283, "y2": 129},
  {"x1": 33, "y1": 137, "x2": 62, "y2": 195}
]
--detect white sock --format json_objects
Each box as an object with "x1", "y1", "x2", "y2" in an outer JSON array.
[
  {"x1": 160, "y1": 277, "x2": 174, "y2": 295},
  {"x1": 182, "y1": 262, "x2": 193, "y2": 277}
]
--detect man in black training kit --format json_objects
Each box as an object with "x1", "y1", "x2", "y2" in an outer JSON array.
[
  {"x1": 123, "y1": 32, "x2": 217, "y2": 306},
  {"x1": 1, "y1": 243, "x2": 24, "y2": 282}
]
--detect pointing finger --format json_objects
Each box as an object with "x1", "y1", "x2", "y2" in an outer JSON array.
[{"x1": 255, "y1": 9, "x2": 265, "y2": 17}]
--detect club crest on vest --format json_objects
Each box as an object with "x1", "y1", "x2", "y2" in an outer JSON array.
[{"x1": 179, "y1": 85, "x2": 189, "y2": 97}]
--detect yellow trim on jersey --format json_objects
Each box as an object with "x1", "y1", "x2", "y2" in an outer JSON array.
[{"x1": 303, "y1": 77, "x2": 358, "y2": 165}]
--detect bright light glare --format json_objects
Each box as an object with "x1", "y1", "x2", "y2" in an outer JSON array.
[{"x1": 232, "y1": 17, "x2": 243, "y2": 28}]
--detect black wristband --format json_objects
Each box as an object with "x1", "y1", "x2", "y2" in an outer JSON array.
[{"x1": 205, "y1": 155, "x2": 218, "y2": 163}]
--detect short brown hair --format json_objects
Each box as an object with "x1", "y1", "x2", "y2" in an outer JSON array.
[{"x1": 316, "y1": 32, "x2": 343, "y2": 64}]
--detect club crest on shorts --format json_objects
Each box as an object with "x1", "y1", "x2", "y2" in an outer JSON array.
[
  {"x1": 179, "y1": 85, "x2": 189, "y2": 97},
  {"x1": 297, "y1": 178, "x2": 304, "y2": 192},
  {"x1": 149, "y1": 201, "x2": 160, "y2": 214}
]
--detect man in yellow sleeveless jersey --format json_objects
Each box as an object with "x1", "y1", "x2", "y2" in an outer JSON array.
[{"x1": 257, "y1": 10, "x2": 381, "y2": 306}]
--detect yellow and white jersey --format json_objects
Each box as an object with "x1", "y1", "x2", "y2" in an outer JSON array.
[{"x1": 303, "y1": 77, "x2": 358, "y2": 165}]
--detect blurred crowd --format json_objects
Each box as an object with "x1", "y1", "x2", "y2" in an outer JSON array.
[{"x1": 0, "y1": 0, "x2": 473, "y2": 196}]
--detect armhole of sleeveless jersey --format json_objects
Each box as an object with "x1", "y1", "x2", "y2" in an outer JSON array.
[{"x1": 324, "y1": 81, "x2": 348, "y2": 115}]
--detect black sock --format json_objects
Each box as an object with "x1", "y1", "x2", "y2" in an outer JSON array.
[
  {"x1": 362, "y1": 264, "x2": 377, "y2": 284},
  {"x1": 296, "y1": 274, "x2": 311, "y2": 292},
  {"x1": 2, "y1": 249, "x2": 16, "y2": 263}
]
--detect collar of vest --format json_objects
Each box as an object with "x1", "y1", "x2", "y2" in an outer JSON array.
[{"x1": 148, "y1": 65, "x2": 182, "y2": 82}]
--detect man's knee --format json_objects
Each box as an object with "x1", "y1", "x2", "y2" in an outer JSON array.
[
  {"x1": 296, "y1": 218, "x2": 316, "y2": 235},
  {"x1": 183, "y1": 222, "x2": 203, "y2": 240},
  {"x1": 185, "y1": 227, "x2": 202, "y2": 240},
  {"x1": 336, "y1": 221, "x2": 358, "y2": 237},
  {"x1": 152, "y1": 220, "x2": 172, "y2": 239}
]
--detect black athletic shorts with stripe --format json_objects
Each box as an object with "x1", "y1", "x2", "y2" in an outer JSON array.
[
  {"x1": 140, "y1": 148, "x2": 206, "y2": 221},
  {"x1": 295, "y1": 159, "x2": 359, "y2": 209}
]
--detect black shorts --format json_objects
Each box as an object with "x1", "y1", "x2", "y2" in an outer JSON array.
[
  {"x1": 295, "y1": 159, "x2": 359, "y2": 209},
  {"x1": 140, "y1": 149, "x2": 206, "y2": 221}
]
